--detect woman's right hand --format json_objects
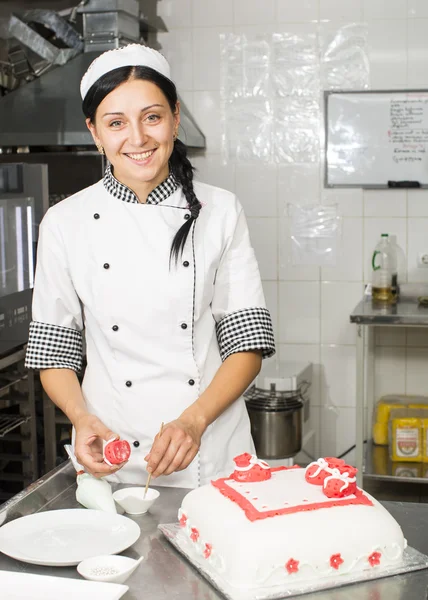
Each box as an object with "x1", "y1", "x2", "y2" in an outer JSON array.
[{"x1": 74, "y1": 414, "x2": 126, "y2": 478}]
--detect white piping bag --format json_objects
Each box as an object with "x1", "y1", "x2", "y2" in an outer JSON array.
[{"x1": 65, "y1": 445, "x2": 117, "y2": 513}]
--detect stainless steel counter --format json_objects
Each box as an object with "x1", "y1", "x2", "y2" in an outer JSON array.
[
  {"x1": 350, "y1": 298, "x2": 428, "y2": 325},
  {"x1": 1, "y1": 461, "x2": 428, "y2": 599}
]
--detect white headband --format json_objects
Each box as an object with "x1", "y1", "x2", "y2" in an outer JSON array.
[{"x1": 80, "y1": 44, "x2": 172, "y2": 100}]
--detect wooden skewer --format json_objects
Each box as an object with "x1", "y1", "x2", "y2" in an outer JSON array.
[{"x1": 144, "y1": 422, "x2": 164, "y2": 498}]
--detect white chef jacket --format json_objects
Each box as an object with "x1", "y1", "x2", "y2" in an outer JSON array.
[{"x1": 25, "y1": 168, "x2": 275, "y2": 488}]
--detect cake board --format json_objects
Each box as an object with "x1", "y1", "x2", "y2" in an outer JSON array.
[{"x1": 159, "y1": 523, "x2": 428, "y2": 600}]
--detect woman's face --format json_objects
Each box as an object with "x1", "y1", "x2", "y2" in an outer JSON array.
[{"x1": 87, "y1": 77, "x2": 179, "y2": 192}]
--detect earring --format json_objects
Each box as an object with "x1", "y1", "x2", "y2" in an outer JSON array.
[
  {"x1": 173, "y1": 131, "x2": 178, "y2": 141},
  {"x1": 96, "y1": 144, "x2": 105, "y2": 155}
]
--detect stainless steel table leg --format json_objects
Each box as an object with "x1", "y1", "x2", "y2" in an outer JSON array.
[
  {"x1": 366, "y1": 326, "x2": 375, "y2": 442},
  {"x1": 356, "y1": 324, "x2": 365, "y2": 486},
  {"x1": 43, "y1": 390, "x2": 57, "y2": 473}
]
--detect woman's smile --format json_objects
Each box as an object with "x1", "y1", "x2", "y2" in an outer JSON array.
[{"x1": 124, "y1": 148, "x2": 158, "y2": 164}]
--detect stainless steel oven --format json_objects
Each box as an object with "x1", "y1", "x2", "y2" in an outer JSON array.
[
  {"x1": 0, "y1": 163, "x2": 48, "y2": 356},
  {"x1": 0, "y1": 195, "x2": 34, "y2": 298}
]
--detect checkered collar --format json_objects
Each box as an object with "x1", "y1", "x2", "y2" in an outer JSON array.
[{"x1": 103, "y1": 163, "x2": 178, "y2": 205}]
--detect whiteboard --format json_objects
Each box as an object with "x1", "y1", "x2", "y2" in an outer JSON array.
[{"x1": 325, "y1": 90, "x2": 428, "y2": 188}]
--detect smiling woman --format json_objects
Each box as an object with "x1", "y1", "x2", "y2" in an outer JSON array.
[{"x1": 25, "y1": 44, "x2": 276, "y2": 489}]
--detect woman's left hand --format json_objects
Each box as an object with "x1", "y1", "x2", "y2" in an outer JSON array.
[{"x1": 144, "y1": 417, "x2": 204, "y2": 478}]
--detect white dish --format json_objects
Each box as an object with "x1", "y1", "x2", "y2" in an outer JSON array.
[
  {"x1": 113, "y1": 487, "x2": 160, "y2": 515},
  {"x1": 77, "y1": 554, "x2": 144, "y2": 583},
  {"x1": 0, "y1": 569, "x2": 128, "y2": 600},
  {"x1": 0, "y1": 509, "x2": 140, "y2": 566}
]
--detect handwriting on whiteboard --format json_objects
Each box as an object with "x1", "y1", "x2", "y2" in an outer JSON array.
[{"x1": 390, "y1": 99, "x2": 428, "y2": 163}]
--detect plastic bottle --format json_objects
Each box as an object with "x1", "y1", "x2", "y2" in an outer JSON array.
[{"x1": 371, "y1": 234, "x2": 396, "y2": 305}]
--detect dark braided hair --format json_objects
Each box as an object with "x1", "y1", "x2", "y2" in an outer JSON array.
[
  {"x1": 82, "y1": 65, "x2": 202, "y2": 264},
  {"x1": 169, "y1": 138, "x2": 201, "y2": 261}
]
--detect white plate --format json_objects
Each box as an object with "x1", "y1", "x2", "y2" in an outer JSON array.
[
  {"x1": 0, "y1": 509, "x2": 140, "y2": 566},
  {"x1": 0, "y1": 570, "x2": 128, "y2": 600}
]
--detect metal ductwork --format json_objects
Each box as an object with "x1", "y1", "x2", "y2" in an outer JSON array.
[{"x1": 0, "y1": 0, "x2": 205, "y2": 149}]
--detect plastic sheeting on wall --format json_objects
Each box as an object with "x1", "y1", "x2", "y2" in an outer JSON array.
[
  {"x1": 220, "y1": 24, "x2": 369, "y2": 165},
  {"x1": 320, "y1": 23, "x2": 369, "y2": 91},
  {"x1": 288, "y1": 204, "x2": 341, "y2": 267}
]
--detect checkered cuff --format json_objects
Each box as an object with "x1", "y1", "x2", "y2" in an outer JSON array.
[
  {"x1": 215, "y1": 308, "x2": 276, "y2": 361},
  {"x1": 25, "y1": 321, "x2": 83, "y2": 372}
]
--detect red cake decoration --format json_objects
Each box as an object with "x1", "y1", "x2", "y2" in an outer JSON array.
[
  {"x1": 190, "y1": 527, "x2": 199, "y2": 542},
  {"x1": 211, "y1": 456, "x2": 372, "y2": 522},
  {"x1": 231, "y1": 453, "x2": 272, "y2": 482},
  {"x1": 330, "y1": 553, "x2": 344, "y2": 570},
  {"x1": 368, "y1": 551, "x2": 381, "y2": 567},
  {"x1": 204, "y1": 543, "x2": 213, "y2": 559},
  {"x1": 285, "y1": 558, "x2": 299, "y2": 574},
  {"x1": 179, "y1": 513, "x2": 187, "y2": 528},
  {"x1": 103, "y1": 438, "x2": 131, "y2": 465},
  {"x1": 323, "y1": 466, "x2": 358, "y2": 499},
  {"x1": 305, "y1": 457, "x2": 346, "y2": 485},
  {"x1": 305, "y1": 459, "x2": 358, "y2": 499}
]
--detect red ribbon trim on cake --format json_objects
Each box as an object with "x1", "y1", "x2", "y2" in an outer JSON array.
[
  {"x1": 211, "y1": 466, "x2": 373, "y2": 522},
  {"x1": 272, "y1": 466, "x2": 300, "y2": 472}
]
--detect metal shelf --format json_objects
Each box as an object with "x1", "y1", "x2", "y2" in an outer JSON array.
[
  {"x1": 0, "y1": 414, "x2": 30, "y2": 439},
  {"x1": 0, "y1": 453, "x2": 30, "y2": 462},
  {"x1": 2, "y1": 433, "x2": 30, "y2": 442},
  {"x1": 364, "y1": 440, "x2": 428, "y2": 484},
  {"x1": 0, "y1": 346, "x2": 38, "y2": 498},
  {"x1": 0, "y1": 374, "x2": 28, "y2": 396},
  {"x1": 0, "y1": 348, "x2": 26, "y2": 371},
  {"x1": 0, "y1": 391, "x2": 30, "y2": 404}
]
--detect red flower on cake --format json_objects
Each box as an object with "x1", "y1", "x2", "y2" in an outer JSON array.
[
  {"x1": 285, "y1": 558, "x2": 299, "y2": 574},
  {"x1": 179, "y1": 513, "x2": 187, "y2": 528},
  {"x1": 190, "y1": 527, "x2": 199, "y2": 542},
  {"x1": 368, "y1": 551, "x2": 381, "y2": 567},
  {"x1": 330, "y1": 553, "x2": 344, "y2": 570},
  {"x1": 204, "y1": 543, "x2": 212, "y2": 559}
]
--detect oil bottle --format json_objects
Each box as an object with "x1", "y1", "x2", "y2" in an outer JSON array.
[{"x1": 372, "y1": 234, "x2": 396, "y2": 305}]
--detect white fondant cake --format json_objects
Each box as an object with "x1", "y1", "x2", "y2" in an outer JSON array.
[{"x1": 177, "y1": 456, "x2": 406, "y2": 590}]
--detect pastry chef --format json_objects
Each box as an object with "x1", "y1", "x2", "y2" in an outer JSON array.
[{"x1": 25, "y1": 44, "x2": 275, "y2": 488}]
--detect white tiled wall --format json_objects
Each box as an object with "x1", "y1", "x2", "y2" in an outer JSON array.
[{"x1": 156, "y1": 0, "x2": 428, "y2": 463}]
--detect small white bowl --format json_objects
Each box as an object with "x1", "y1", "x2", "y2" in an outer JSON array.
[
  {"x1": 77, "y1": 554, "x2": 143, "y2": 584},
  {"x1": 113, "y1": 487, "x2": 160, "y2": 515}
]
